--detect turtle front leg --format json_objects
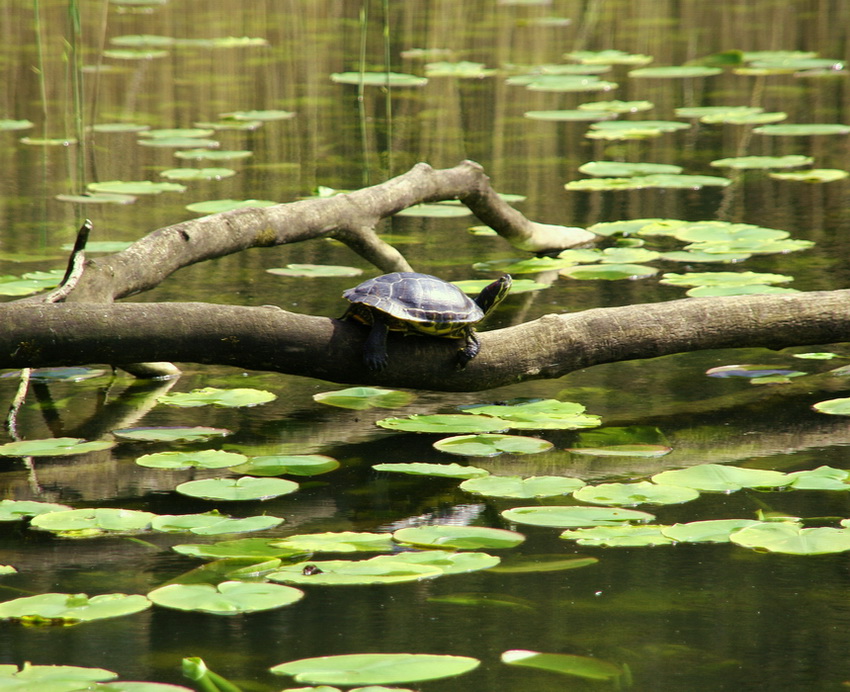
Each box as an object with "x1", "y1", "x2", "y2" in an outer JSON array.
[
  {"x1": 363, "y1": 320, "x2": 390, "y2": 370},
  {"x1": 457, "y1": 330, "x2": 480, "y2": 368}
]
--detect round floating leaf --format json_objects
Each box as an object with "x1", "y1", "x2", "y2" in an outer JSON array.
[
  {"x1": 138, "y1": 137, "x2": 220, "y2": 148},
  {"x1": 560, "y1": 524, "x2": 674, "y2": 547},
  {"x1": 433, "y1": 434, "x2": 553, "y2": 457},
  {"x1": 389, "y1": 550, "x2": 500, "y2": 575},
  {"x1": 652, "y1": 464, "x2": 790, "y2": 491},
  {"x1": 578, "y1": 99, "x2": 654, "y2": 113},
  {"x1": 88, "y1": 180, "x2": 186, "y2": 195},
  {"x1": 331, "y1": 72, "x2": 428, "y2": 87},
  {"x1": 787, "y1": 466, "x2": 850, "y2": 490},
  {"x1": 0, "y1": 119, "x2": 35, "y2": 131},
  {"x1": 676, "y1": 105, "x2": 764, "y2": 119},
  {"x1": 392, "y1": 525, "x2": 525, "y2": 550},
  {"x1": 629, "y1": 66, "x2": 722, "y2": 78},
  {"x1": 373, "y1": 462, "x2": 489, "y2": 478},
  {"x1": 186, "y1": 198, "x2": 276, "y2": 213},
  {"x1": 151, "y1": 512, "x2": 284, "y2": 535},
  {"x1": 459, "y1": 475, "x2": 585, "y2": 499},
  {"x1": 140, "y1": 128, "x2": 215, "y2": 139},
  {"x1": 314, "y1": 387, "x2": 415, "y2": 410},
  {"x1": 103, "y1": 49, "x2": 169, "y2": 60},
  {"x1": 0, "y1": 592, "x2": 151, "y2": 624},
  {"x1": 502, "y1": 649, "x2": 623, "y2": 681},
  {"x1": 395, "y1": 203, "x2": 472, "y2": 217},
  {"x1": 599, "y1": 247, "x2": 661, "y2": 264},
  {"x1": 561, "y1": 263, "x2": 658, "y2": 280},
  {"x1": 176, "y1": 476, "x2": 299, "y2": 501},
  {"x1": 813, "y1": 397, "x2": 850, "y2": 416},
  {"x1": 573, "y1": 481, "x2": 699, "y2": 506},
  {"x1": 754, "y1": 123, "x2": 850, "y2": 136},
  {"x1": 590, "y1": 120, "x2": 690, "y2": 133},
  {"x1": 135, "y1": 449, "x2": 247, "y2": 470},
  {"x1": 0, "y1": 500, "x2": 73, "y2": 522},
  {"x1": 110, "y1": 34, "x2": 176, "y2": 47},
  {"x1": 501, "y1": 505, "x2": 655, "y2": 528},
  {"x1": 578, "y1": 161, "x2": 683, "y2": 177},
  {"x1": 268, "y1": 556, "x2": 443, "y2": 586},
  {"x1": 463, "y1": 399, "x2": 601, "y2": 431},
  {"x1": 711, "y1": 155, "x2": 813, "y2": 169},
  {"x1": 270, "y1": 653, "x2": 479, "y2": 685},
  {"x1": 20, "y1": 136, "x2": 77, "y2": 146},
  {"x1": 730, "y1": 523, "x2": 850, "y2": 555},
  {"x1": 230, "y1": 454, "x2": 339, "y2": 477},
  {"x1": 488, "y1": 555, "x2": 599, "y2": 574},
  {"x1": 268, "y1": 264, "x2": 364, "y2": 278},
  {"x1": 30, "y1": 508, "x2": 156, "y2": 536},
  {"x1": 111, "y1": 426, "x2": 231, "y2": 442},
  {"x1": 662, "y1": 519, "x2": 762, "y2": 543},
  {"x1": 147, "y1": 581, "x2": 303, "y2": 615},
  {"x1": 0, "y1": 663, "x2": 117, "y2": 687},
  {"x1": 173, "y1": 538, "x2": 308, "y2": 561},
  {"x1": 220, "y1": 109, "x2": 296, "y2": 121},
  {"x1": 175, "y1": 149, "x2": 252, "y2": 160},
  {"x1": 56, "y1": 192, "x2": 137, "y2": 204},
  {"x1": 158, "y1": 387, "x2": 276, "y2": 408},
  {"x1": 91, "y1": 122, "x2": 151, "y2": 133},
  {"x1": 0, "y1": 271, "x2": 63, "y2": 296},
  {"x1": 0, "y1": 437, "x2": 114, "y2": 457},
  {"x1": 687, "y1": 285, "x2": 800, "y2": 297},
  {"x1": 518, "y1": 75, "x2": 618, "y2": 92},
  {"x1": 159, "y1": 167, "x2": 236, "y2": 180},
  {"x1": 566, "y1": 50, "x2": 653, "y2": 65},
  {"x1": 425, "y1": 61, "x2": 496, "y2": 78},
  {"x1": 660, "y1": 271, "x2": 792, "y2": 287},
  {"x1": 524, "y1": 110, "x2": 616, "y2": 122},
  {"x1": 568, "y1": 444, "x2": 671, "y2": 457},
  {"x1": 640, "y1": 174, "x2": 731, "y2": 188},
  {"x1": 701, "y1": 111, "x2": 787, "y2": 125},
  {"x1": 660, "y1": 250, "x2": 751, "y2": 263},
  {"x1": 376, "y1": 414, "x2": 509, "y2": 434},
  {"x1": 273, "y1": 532, "x2": 395, "y2": 554},
  {"x1": 769, "y1": 169, "x2": 849, "y2": 183}
]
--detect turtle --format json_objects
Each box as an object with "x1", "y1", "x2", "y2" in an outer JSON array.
[{"x1": 341, "y1": 272, "x2": 512, "y2": 370}]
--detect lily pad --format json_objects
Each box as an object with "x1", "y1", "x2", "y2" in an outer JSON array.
[
  {"x1": 0, "y1": 593, "x2": 151, "y2": 624},
  {"x1": 462, "y1": 399, "x2": 601, "y2": 430},
  {"x1": 174, "y1": 149, "x2": 252, "y2": 160},
  {"x1": 425, "y1": 61, "x2": 496, "y2": 78},
  {"x1": 754, "y1": 123, "x2": 850, "y2": 136},
  {"x1": 578, "y1": 161, "x2": 683, "y2": 177},
  {"x1": 158, "y1": 387, "x2": 276, "y2": 408},
  {"x1": 812, "y1": 397, "x2": 850, "y2": 416},
  {"x1": 769, "y1": 169, "x2": 849, "y2": 183},
  {"x1": 0, "y1": 270, "x2": 64, "y2": 296},
  {"x1": 270, "y1": 653, "x2": 479, "y2": 686},
  {"x1": 578, "y1": 99, "x2": 654, "y2": 113},
  {"x1": 268, "y1": 264, "x2": 364, "y2": 278},
  {"x1": 372, "y1": 462, "x2": 489, "y2": 478},
  {"x1": 652, "y1": 464, "x2": 790, "y2": 491},
  {"x1": 88, "y1": 180, "x2": 187, "y2": 195},
  {"x1": 573, "y1": 481, "x2": 700, "y2": 506},
  {"x1": 151, "y1": 512, "x2": 284, "y2": 535},
  {"x1": 660, "y1": 271, "x2": 793, "y2": 287},
  {"x1": 433, "y1": 432, "x2": 555, "y2": 456},
  {"x1": 0, "y1": 662, "x2": 117, "y2": 688},
  {"x1": 0, "y1": 500, "x2": 73, "y2": 521},
  {"x1": 787, "y1": 466, "x2": 850, "y2": 490},
  {"x1": 219, "y1": 109, "x2": 296, "y2": 121},
  {"x1": 629, "y1": 66, "x2": 722, "y2": 78},
  {"x1": 30, "y1": 508, "x2": 156, "y2": 537},
  {"x1": 175, "y1": 476, "x2": 299, "y2": 501},
  {"x1": 730, "y1": 523, "x2": 850, "y2": 555},
  {"x1": 516, "y1": 75, "x2": 618, "y2": 92},
  {"x1": 502, "y1": 649, "x2": 623, "y2": 681},
  {"x1": 56, "y1": 192, "x2": 137, "y2": 204},
  {"x1": 135, "y1": 449, "x2": 247, "y2": 470},
  {"x1": 230, "y1": 454, "x2": 340, "y2": 477},
  {"x1": 313, "y1": 387, "x2": 415, "y2": 411},
  {"x1": 710, "y1": 155, "x2": 813, "y2": 169},
  {"x1": 459, "y1": 475, "x2": 585, "y2": 499},
  {"x1": 568, "y1": 444, "x2": 671, "y2": 457},
  {"x1": 0, "y1": 119, "x2": 35, "y2": 131},
  {"x1": 662, "y1": 519, "x2": 763, "y2": 543},
  {"x1": 561, "y1": 263, "x2": 658, "y2": 280},
  {"x1": 392, "y1": 525, "x2": 525, "y2": 550},
  {"x1": 138, "y1": 137, "x2": 220, "y2": 148},
  {"x1": 566, "y1": 50, "x2": 653, "y2": 66},
  {"x1": 111, "y1": 426, "x2": 231, "y2": 442},
  {"x1": 501, "y1": 505, "x2": 655, "y2": 528},
  {"x1": 330, "y1": 72, "x2": 428, "y2": 87},
  {"x1": 376, "y1": 414, "x2": 509, "y2": 434},
  {"x1": 268, "y1": 556, "x2": 443, "y2": 586},
  {"x1": 524, "y1": 110, "x2": 616, "y2": 122},
  {"x1": 172, "y1": 538, "x2": 309, "y2": 561},
  {"x1": 159, "y1": 168, "x2": 236, "y2": 180},
  {"x1": 560, "y1": 524, "x2": 674, "y2": 546},
  {"x1": 390, "y1": 550, "x2": 500, "y2": 575},
  {"x1": 488, "y1": 555, "x2": 599, "y2": 573},
  {"x1": 0, "y1": 437, "x2": 115, "y2": 457},
  {"x1": 147, "y1": 581, "x2": 304, "y2": 615},
  {"x1": 272, "y1": 532, "x2": 395, "y2": 554}
]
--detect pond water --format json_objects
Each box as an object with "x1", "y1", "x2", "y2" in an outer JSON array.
[{"x1": 2, "y1": 0, "x2": 850, "y2": 689}]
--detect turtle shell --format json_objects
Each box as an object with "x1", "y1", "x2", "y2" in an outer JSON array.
[{"x1": 342, "y1": 272, "x2": 484, "y2": 337}]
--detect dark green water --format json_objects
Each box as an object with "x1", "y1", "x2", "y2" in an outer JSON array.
[{"x1": 2, "y1": 1, "x2": 850, "y2": 689}]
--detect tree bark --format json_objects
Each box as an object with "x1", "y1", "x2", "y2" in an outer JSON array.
[{"x1": 2, "y1": 290, "x2": 848, "y2": 391}]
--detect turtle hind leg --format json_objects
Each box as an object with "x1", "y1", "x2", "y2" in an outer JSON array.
[
  {"x1": 364, "y1": 320, "x2": 390, "y2": 370},
  {"x1": 456, "y1": 331, "x2": 480, "y2": 368}
]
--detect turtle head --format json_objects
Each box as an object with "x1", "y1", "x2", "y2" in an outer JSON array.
[{"x1": 475, "y1": 274, "x2": 512, "y2": 316}]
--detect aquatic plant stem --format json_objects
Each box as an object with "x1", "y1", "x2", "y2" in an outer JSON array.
[{"x1": 358, "y1": 2, "x2": 370, "y2": 185}]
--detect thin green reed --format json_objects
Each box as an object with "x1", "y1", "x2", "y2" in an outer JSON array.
[
  {"x1": 67, "y1": 0, "x2": 87, "y2": 199},
  {"x1": 382, "y1": 0, "x2": 393, "y2": 177},
  {"x1": 358, "y1": 2, "x2": 370, "y2": 185}
]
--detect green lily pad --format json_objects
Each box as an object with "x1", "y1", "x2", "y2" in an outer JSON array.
[
  {"x1": 91, "y1": 122, "x2": 151, "y2": 133},
  {"x1": 111, "y1": 426, "x2": 231, "y2": 442},
  {"x1": 652, "y1": 464, "x2": 791, "y2": 491},
  {"x1": 270, "y1": 653, "x2": 479, "y2": 685},
  {"x1": 515, "y1": 75, "x2": 618, "y2": 92},
  {"x1": 500, "y1": 505, "x2": 655, "y2": 528},
  {"x1": 372, "y1": 462, "x2": 489, "y2": 478},
  {"x1": 159, "y1": 168, "x2": 236, "y2": 180},
  {"x1": 175, "y1": 149, "x2": 252, "y2": 160},
  {"x1": 454, "y1": 278, "x2": 545, "y2": 295},
  {"x1": 560, "y1": 525, "x2": 674, "y2": 546},
  {"x1": 30, "y1": 508, "x2": 156, "y2": 537},
  {"x1": 330, "y1": 72, "x2": 428, "y2": 87},
  {"x1": 701, "y1": 111, "x2": 787, "y2": 125},
  {"x1": 629, "y1": 66, "x2": 722, "y2": 78},
  {"x1": 147, "y1": 581, "x2": 304, "y2": 615},
  {"x1": 268, "y1": 264, "x2": 364, "y2": 278},
  {"x1": 392, "y1": 525, "x2": 525, "y2": 550},
  {"x1": 578, "y1": 161, "x2": 683, "y2": 177},
  {"x1": 488, "y1": 555, "x2": 599, "y2": 573},
  {"x1": 769, "y1": 169, "x2": 849, "y2": 183},
  {"x1": 110, "y1": 34, "x2": 175, "y2": 47},
  {"x1": 566, "y1": 50, "x2": 653, "y2": 65},
  {"x1": 151, "y1": 512, "x2": 284, "y2": 535},
  {"x1": 425, "y1": 61, "x2": 496, "y2": 78},
  {"x1": 660, "y1": 250, "x2": 752, "y2": 263},
  {"x1": 172, "y1": 538, "x2": 309, "y2": 561},
  {"x1": 599, "y1": 247, "x2": 661, "y2": 264},
  {"x1": 661, "y1": 519, "x2": 763, "y2": 543},
  {"x1": 462, "y1": 399, "x2": 601, "y2": 430},
  {"x1": 813, "y1": 397, "x2": 850, "y2": 416},
  {"x1": 158, "y1": 387, "x2": 276, "y2": 408},
  {"x1": 138, "y1": 137, "x2": 220, "y2": 148},
  {"x1": 524, "y1": 110, "x2": 616, "y2": 122},
  {"x1": 0, "y1": 119, "x2": 35, "y2": 131},
  {"x1": 230, "y1": 454, "x2": 340, "y2": 477},
  {"x1": 433, "y1": 434, "x2": 553, "y2": 457},
  {"x1": 219, "y1": 109, "x2": 296, "y2": 121},
  {"x1": 710, "y1": 155, "x2": 813, "y2": 169},
  {"x1": 0, "y1": 592, "x2": 151, "y2": 624},
  {"x1": 389, "y1": 550, "x2": 500, "y2": 575},
  {"x1": 730, "y1": 523, "x2": 850, "y2": 555},
  {"x1": 313, "y1": 387, "x2": 416, "y2": 411},
  {"x1": 676, "y1": 105, "x2": 764, "y2": 119},
  {"x1": 103, "y1": 48, "x2": 169, "y2": 60},
  {"x1": 754, "y1": 123, "x2": 850, "y2": 136},
  {"x1": 376, "y1": 414, "x2": 509, "y2": 434},
  {"x1": 459, "y1": 475, "x2": 585, "y2": 499},
  {"x1": 0, "y1": 437, "x2": 115, "y2": 457},
  {"x1": 787, "y1": 466, "x2": 850, "y2": 490},
  {"x1": 660, "y1": 271, "x2": 793, "y2": 287},
  {"x1": 175, "y1": 476, "x2": 299, "y2": 501},
  {"x1": 0, "y1": 500, "x2": 73, "y2": 521},
  {"x1": 573, "y1": 481, "x2": 700, "y2": 506},
  {"x1": 272, "y1": 532, "x2": 395, "y2": 554},
  {"x1": 88, "y1": 180, "x2": 186, "y2": 195},
  {"x1": 140, "y1": 128, "x2": 215, "y2": 139},
  {"x1": 501, "y1": 256, "x2": 575, "y2": 273},
  {"x1": 56, "y1": 192, "x2": 138, "y2": 205},
  {"x1": 502, "y1": 649, "x2": 623, "y2": 681},
  {"x1": 186, "y1": 198, "x2": 277, "y2": 213},
  {"x1": 0, "y1": 662, "x2": 117, "y2": 688},
  {"x1": 135, "y1": 449, "x2": 247, "y2": 470},
  {"x1": 268, "y1": 556, "x2": 443, "y2": 586},
  {"x1": 0, "y1": 270, "x2": 64, "y2": 296},
  {"x1": 578, "y1": 99, "x2": 654, "y2": 113},
  {"x1": 561, "y1": 263, "x2": 658, "y2": 280}
]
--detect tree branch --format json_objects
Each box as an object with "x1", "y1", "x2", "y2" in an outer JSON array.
[{"x1": 2, "y1": 290, "x2": 848, "y2": 391}]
